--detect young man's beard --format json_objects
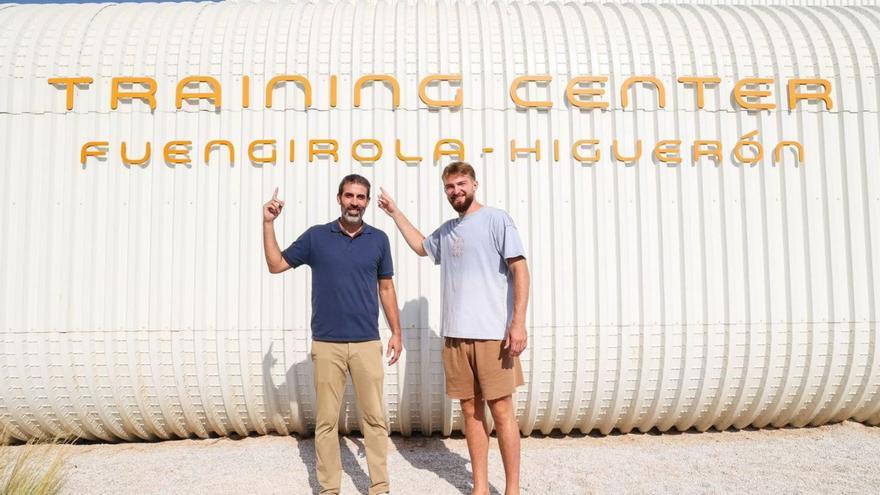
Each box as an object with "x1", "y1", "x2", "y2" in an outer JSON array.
[{"x1": 449, "y1": 193, "x2": 474, "y2": 213}]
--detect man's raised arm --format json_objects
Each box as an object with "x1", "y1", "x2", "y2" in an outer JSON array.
[
  {"x1": 263, "y1": 187, "x2": 292, "y2": 274},
  {"x1": 377, "y1": 187, "x2": 427, "y2": 257}
]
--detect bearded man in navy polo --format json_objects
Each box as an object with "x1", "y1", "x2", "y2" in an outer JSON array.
[{"x1": 262, "y1": 174, "x2": 402, "y2": 495}]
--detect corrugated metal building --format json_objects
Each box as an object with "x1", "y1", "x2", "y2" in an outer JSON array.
[{"x1": 1, "y1": 0, "x2": 879, "y2": 441}]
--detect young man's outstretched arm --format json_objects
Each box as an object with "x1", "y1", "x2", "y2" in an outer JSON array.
[{"x1": 377, "y1": 187, "x2": 428, "y2": 257}]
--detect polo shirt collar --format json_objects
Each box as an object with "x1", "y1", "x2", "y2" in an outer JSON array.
[{"x1": 329, "y1": 218, "x2": 374, "y2": 235}]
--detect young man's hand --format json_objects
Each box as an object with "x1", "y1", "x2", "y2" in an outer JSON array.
[
  {"x1": 263, "y1": 187, "x2": 285, "y2": 222},
  {"x1": 377, "y1": 187, "x2": 398, "y2": 216},
  {"x1": 386, "y1": 334, "x2": 402, "y2": 366},
  {"x1": 504, "y1": 321, "x2": 528, "y2": 357}
]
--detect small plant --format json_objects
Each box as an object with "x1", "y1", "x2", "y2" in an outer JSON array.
[{"x1": 0, "y1": 431, "x2": 70, "y2": 495}]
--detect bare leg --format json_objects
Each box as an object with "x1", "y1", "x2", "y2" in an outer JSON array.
[
  {"x1": 460, "y1": 396, "x2": 490, "y2": 495},
  {"x1": 488, "y1": 395, "x2": 520, "y2": 495}
]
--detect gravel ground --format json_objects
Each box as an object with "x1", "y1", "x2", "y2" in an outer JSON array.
[{"x1": 3, "y1": 421, "x2": 879, "y2": 494}]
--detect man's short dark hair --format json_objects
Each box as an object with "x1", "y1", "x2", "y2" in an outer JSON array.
[{"x1": 337, "y1": 174, "x2": 371, "y2": 198}]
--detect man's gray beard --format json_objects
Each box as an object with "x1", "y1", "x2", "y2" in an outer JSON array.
[{"x1": 343, "y1": 211, "x2": 363, "y2": 223}]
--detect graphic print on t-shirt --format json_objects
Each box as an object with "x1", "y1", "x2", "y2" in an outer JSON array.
[{"x1": 451, "y1": 236, "x2": 465, "y2": 257}]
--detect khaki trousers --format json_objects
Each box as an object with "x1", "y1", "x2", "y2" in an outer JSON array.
[{"x1": 311, "y1": 340, "x2": 389, "y2": 495}]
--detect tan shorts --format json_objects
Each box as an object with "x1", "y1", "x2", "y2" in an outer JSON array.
[{"x1": 442, "y1": 337, "x2": 524, "y2": 401}]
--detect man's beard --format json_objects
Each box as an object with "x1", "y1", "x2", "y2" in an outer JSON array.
[
  {"x1": 448, "y1": 193, "x2": 474, "y2": 213},
  {"x1": 342, "y1": 208, "x2": 363, "y2": 223}
]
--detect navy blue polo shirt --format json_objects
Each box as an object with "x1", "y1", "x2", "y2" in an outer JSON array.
[{"x1": 281, "y1": 219, "x2": 393, "y2": 342}]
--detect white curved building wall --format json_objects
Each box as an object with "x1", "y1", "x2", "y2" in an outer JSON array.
[{"x1": 0, "y1": 0, "x2": 879, "y2": 441}]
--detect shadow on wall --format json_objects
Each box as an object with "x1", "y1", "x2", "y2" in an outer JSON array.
[
  {"x1": 262, "y1": 344, "x2": 320, "y2": 491},
  {"x1": 397, "y1": 296, "x2": 441, "y2": 435}
]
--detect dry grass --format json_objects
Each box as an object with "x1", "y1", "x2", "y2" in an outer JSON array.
[{"x1": 0, "y1": 430, "x2": 70, "y2": 495}]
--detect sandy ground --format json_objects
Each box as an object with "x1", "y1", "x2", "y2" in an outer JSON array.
[{"x1": 3, "y1": 421, "x2": 879, "y2": 494}]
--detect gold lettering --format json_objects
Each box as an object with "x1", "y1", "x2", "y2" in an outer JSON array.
[
  {"x1": 121, "y1": 141, "x2": 151, "y2": 166},
  {"x1": 788, "y1": 78, "x2": 833, "y2": 110},
  {"x1": 572, "y1": 139, "x2": 600, "y2": 163},
  {"x1": 111, "y1": 77, "x2": 157, "y2": 110},
  {"x1": 433, "y1": 139, "x2": 465, "y2": 162},
  {"x1": 164, "y1": 140, "x2": 192, "y2": 164},
  {"x1": 677, "y1": 76, "x2": 721, "y2": 109},
  {"x1": 205, "y1": 140, "x2": 235, "y2": 164},
  {"x1": 612, "y1": 139, "x2": 643, "y2": 162},
  {"x1": 733, "y1": 78, "x2": 776, "y2": 111},
  {"x1": 354, "y1": 75, "x2": 400, "y2": 108},
  {"x1": 621, "y1": 76, "x2": 666, "y2": 109},
  {"x1": 248, "y1": 140, "x2": 277, "y2": 164},
  {"x1": 693, "y1": 140, "x2": 723, "y2": 163},
  {"x1": 309, "y1": 139, "x2": 339, "y2": 162},
  {"x1": 352, "y1": 139, "x2": 383, "y2": 162},
  {"x1": 773, "y1": 141, "x2": 805, "y2": 164},
  {"x1": 654, "y1": 140, "x2": 682, "y2": 164},
  {"x1": 510, "y1": 75, "x2": 553, "y2": 108},
  {"x1": 510, "y1": 139, "x2": 541, "y2": 161},
  {"x1": 48, "y1": 77, "x2": 93, "y2": 111},
  {"x1": 265, "y1": 75, "x2": 312, "y2": 109},
  {"x1": 242, "y1": 75, "x2": 250, "y2": 109},
  {"x1": 565, "y1": 76, "x2": 609, "y2": 109},
  {"x1": 176, "y1": 76, "x2": 221, "y2": 110},
  {"x1": 80, "y1": 141, "x2": 108, "y2": 165},
  {"x1": 419, "y1": 74, "x2": 463, "y2": 108},
  {"x1": 395, "y1": 139, "x2": 422, "y2": 163},
  {"x1": 734, "y1": 130, "x2": 764, "y2": 164}
]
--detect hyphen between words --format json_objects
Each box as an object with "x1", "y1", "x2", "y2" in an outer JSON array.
[{"x1": 50, "y1": 73, "x2": 832, "y2": 166}]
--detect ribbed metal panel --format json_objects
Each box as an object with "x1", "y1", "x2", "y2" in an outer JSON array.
[{"x1": 0, "y1": 0, "x2": 878, "y2": 441}]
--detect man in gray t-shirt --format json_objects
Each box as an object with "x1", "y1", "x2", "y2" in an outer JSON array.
[
  {"x1": 423, "y1": 206, "x2": 525, "y2": 340},
  {"x1": 379, "y1": 161, "x2": 531, "y2": 495}
]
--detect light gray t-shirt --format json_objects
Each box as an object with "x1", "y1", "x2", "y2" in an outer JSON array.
[{"x1": 422, "y1": 206, "x2": 526, "y2": 339}]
